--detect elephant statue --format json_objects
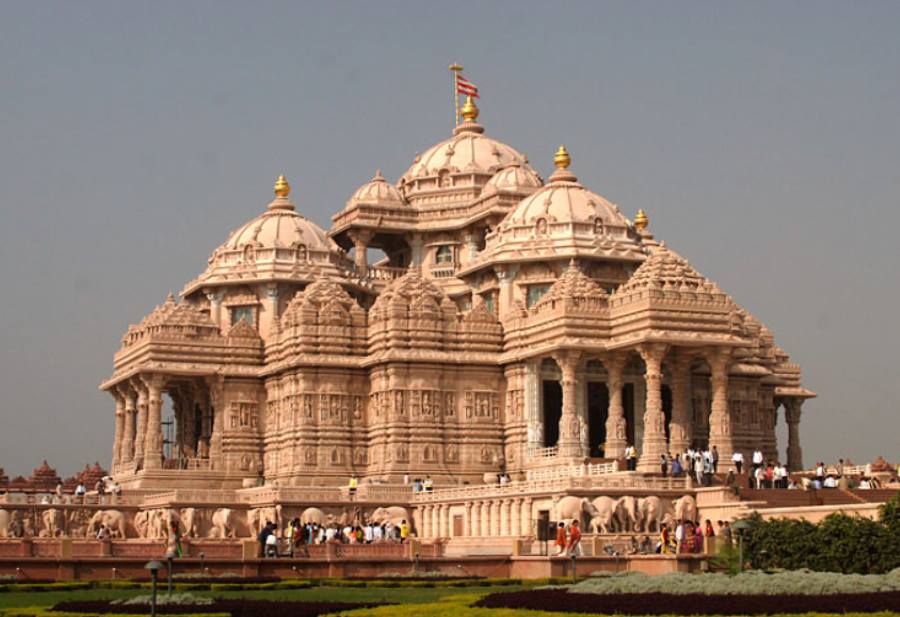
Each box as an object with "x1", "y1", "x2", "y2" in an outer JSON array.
[
  {"x1": 369, "y1": 506, "x2": 410, "y2": 527},
  {"x1": 300, "y1": 507, "x2": 327, "y2": 526},
  {"x1": 147, "y1": 509, "x2": 175, "y2": 540},
  {"x1": 616, "y1": 495, "x2": 641, "y2": 532},
  {"x1": 247, "y1": 506, "x2": 281, "y2": 537},
  {"x1": 179, "y1": 508, "x2": 202, "y2": 538},
  {"x1": 208, "y1": 508, "x2": 240, "y2": 539},
  {"x1": 133, "y1": 510, "x2": 150, "y2": 538},
  {"x1": 589, "y1": 496, "x2": 621, "y2": 533},
  {"x1": 553, "y1": 496, "x2": 597, "y2": 527},
  {"x1": 87, "y1": 510, "x2": 127, "y2": 538},
  {"x1": 674, "y1": 495, "x2": 698, "y2": 523},
  {"x1": 638, "y1": 496, "x2": 671, "y2": 533},
  {"x1": 41, "y1": 508, "x2": 65, "y2": 538}
]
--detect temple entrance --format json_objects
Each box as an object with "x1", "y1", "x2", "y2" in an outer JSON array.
[
  {"x1": 587, "y1": 382, "x2": 609, "y2": 458},
  {"x1": 662, "y1": 385, "x2": 673, "y2": 442},
  {"x1": 623, "y1": 383, "x2": 635, "y2": 446},
  {"x1": 542, "y1": 380, "x2": 562, "y2": 447}
]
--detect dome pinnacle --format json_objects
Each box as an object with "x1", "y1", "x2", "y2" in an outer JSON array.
[
  {"x1": 634, "y1": 208, "x2": 649, "y2": 231},
  {"x1": 274, "y1": 175, "x2": 291, "y2": 198},
  {"x1": 460, "y1": 96, "x2": 479, "y2": 122},
  {"x1": 554, "y1": 145, "x2": 571, "y2": 170}
]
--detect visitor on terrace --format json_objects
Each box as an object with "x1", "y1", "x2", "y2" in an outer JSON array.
[
  {"x1": 711, "y1": 446, "x2": 720, "y2": 473},
  {"x1": 566, "y1": 520, "x2": 583, "y2": 557},
  {"x1": 732, "y1": 450, "x2": 744, "y2": 474},
  {"x1": 671, "y1": 455, "x2": 683, "y2": 477},
  {"x1": 624, "y1": 444, "x2": 637, "y2": 470},
  {"x1": 424, "y1": 476, "x2": 434, "y2": 492},
  {"x1": 660, "y1": 453, "x2": 668, "y2": 476},
  {"x1": 554, "y1": 521, "x2": 567, "y2": 556},
  {"x1": 752, "y1": 448, "x2": 764, "y2": 475}
]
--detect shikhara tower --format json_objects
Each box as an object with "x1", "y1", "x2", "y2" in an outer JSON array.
[{"x1": 101, "y1": 91, "x2": 813, "y2": 490}]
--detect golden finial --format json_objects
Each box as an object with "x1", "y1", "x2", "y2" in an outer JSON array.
[
  {"x1": 274, "y1": 174, "x2": 291, "y2": 198},
  {"x1": 460, "y1": 96, "x2": 479, "y2": 122},
  {"x1": 554, "y1": 145, "x2": 571, "y2": 170},
  {"x1": 634, "y1": 208, "x2": 649, "y2": 231}
]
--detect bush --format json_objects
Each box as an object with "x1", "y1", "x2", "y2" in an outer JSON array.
[{"x1": 742, "y1": 495, "x2": 900, "y2": 574}]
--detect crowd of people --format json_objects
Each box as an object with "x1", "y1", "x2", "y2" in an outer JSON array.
[{"x1": 257, "y1": 518, "x2": 411, "y2": 558}]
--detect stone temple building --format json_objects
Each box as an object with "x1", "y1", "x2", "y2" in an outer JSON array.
[{"x1": 100, "y1": 96, "x2": 814, "y2": 491}]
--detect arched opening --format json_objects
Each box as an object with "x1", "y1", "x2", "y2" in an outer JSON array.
[
  {"x1": 587, "y1": 382, "x2": 609, "y2": 458},
  {"x1": 662, "y1": 385, "x2": 673, "y2": 443},
  {"x1": 542, "y1": 380, "x2": 562, "y2": 447}
]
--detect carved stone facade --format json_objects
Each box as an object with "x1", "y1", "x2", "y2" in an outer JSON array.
[{"x1": 101, "y1": 97, "x2": 813, "y2": 493}]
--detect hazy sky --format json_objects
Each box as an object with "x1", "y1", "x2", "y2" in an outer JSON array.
[{"x1": 1, "y1": 1, "x2": 898, "y2": 478}]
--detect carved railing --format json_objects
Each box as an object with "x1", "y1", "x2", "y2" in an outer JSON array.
[
  {"x1": 429, "y1": 264, "x2": 457, "y2": 278},
  {"x1": 0, "y1": 492, "x2": 143, "y2": 506},
  {"x1": 526, "y1": 461, "x2": 619, "y2": 481},
  {"x1": 364, "y1": 265, "x2": 407, "y2": 281},
  {"x1": 527, "y1": 445, "x2": 558, "y2": 459}
]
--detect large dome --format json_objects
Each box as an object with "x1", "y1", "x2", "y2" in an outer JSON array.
[{"x1": 182, "y1": 176, "x2": 352, "y2": 295}]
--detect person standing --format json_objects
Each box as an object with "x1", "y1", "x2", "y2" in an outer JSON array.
[
  {"x1": 752, "y1": 449, "x2": 764, "y2": 475},
  {"x1": 624, "y1": 445, "x2": 637, "y2": 471},
  {"x1": 554, "y1": 521, "x2": 567, "y2": 556},
  {"x1": 348, "y1": 475, "x2": 358, "y2": 498},
  {"x1": 732, "y1": 451, "x2": 744, "y2": 475},
  {"x1": 711, "y1": 446, "x2": 720, "y2": 474},
  {"x1": 168, "y1": 520, "x2": 183, "y2": 558},
  {"x1": 660, "y1": 454, "x2": 668, "y2": 477},
  {"x1": 399, "y1": 519, "x2": 409, "y2": 543},
  {"x1": 258, "y1": 521, "x2": 273, "y2": 558},
  {"x1": 566, "y1": 520, "x2": 583, "y2": 557}
]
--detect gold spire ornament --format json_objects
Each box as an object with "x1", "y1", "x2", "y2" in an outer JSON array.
[
  {"x1": 634, "y1": 208, "x2": 649, "y2": 231},
  {"x1": 554, "y1": 145, "x2": 571, "y2": 170},
  {"x1": 274, "y1": 175, "x2": 291, "y2": 198},
  {"x1": 460, "y1": 96, "x2": 479, "y2": 122}
]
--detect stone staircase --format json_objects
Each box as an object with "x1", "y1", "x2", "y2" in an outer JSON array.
[{"x1": 738, "y1": 488, "x2": 898, "y2": 509}]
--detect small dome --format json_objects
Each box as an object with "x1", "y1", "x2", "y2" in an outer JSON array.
[
  {"x1": 347, "y1": 170, "x2": 405, "y2": 208},
  {"x1": 503, "y1": 174, "x2": 630, "y2": 228},
  {"x1": 483, "y1": 163, "x2": 543, "y2": 194},
  {"x1": 220, "y1": 209, "x2": 335, "y2": 253}
]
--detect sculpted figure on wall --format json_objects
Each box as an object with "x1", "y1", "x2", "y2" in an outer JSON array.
[
  {"x1": 616, "y1": 496, "x2": 641, "y2": 532},
  {"x1": 208, "y1": 508, "x2": 240, "y2": 539},
  {"x1": 369, "y1": 506, "x2": 409, "y2": 527},
  {"x1": 589, "y1": 496, "x2": 622, "y2": 533},
  {"x1": 87, "y1": 510, "x2": 127, "y2": 538},
  {"x1": 673, "y1": 495, "x2": 698, "y2": 523},
  {"x1": 179, "y1": 508, "x2": 202, "y2": 538},
  {"x1": 40, "y1": 508, "x2": 65, "y2": 538}
]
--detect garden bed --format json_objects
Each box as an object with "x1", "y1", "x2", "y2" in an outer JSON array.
[
  {"x1": 474, "y1": 589, "x2": 900, "y2": 615},
  {"x1": 49, "y1": 598, "x2": 388, "y2": 616}
]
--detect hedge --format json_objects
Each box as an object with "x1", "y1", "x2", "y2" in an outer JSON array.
[{"x1": 744, "y1": 495, "x2": 900, "y2": 573}]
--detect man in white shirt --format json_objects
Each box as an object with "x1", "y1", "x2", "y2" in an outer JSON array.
[
  {"x1": 752, "y1": 450, "x2": 764, "y2": 475},
  {"x1": 731, "y1": 451, "x2": 744, "y2": 475},
  {"x1": 372, "y1": 524, "x2": 384, "y2": 542}
]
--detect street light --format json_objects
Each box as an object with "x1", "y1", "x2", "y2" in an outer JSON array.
[
  {"x1": 144, "y1": 561, "x2": 165, "y2": 617},
  {"x1": 731, "y1": 520, "x2": 753, "y2": 573}
]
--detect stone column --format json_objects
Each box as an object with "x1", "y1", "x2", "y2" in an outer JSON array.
[
  {"x1": 409, "y1": 233, "x2": 424, "y2": 267},
  {"x1": 207, "y1": 376, "x2": 225, "y2": 466},
  {"x1": 427, "y1": 505, "x2": 437, "y2": 539},
  {"x1": 603, "y1": 352, "x2": 628, "y2": 458},
  {"x1": 463, "y1": 502, "x2": 473, "y2": 537},
  {"x1": 349, "y1": 229, "x2": 375, "y2": 275},
  {"x1": 118, "y1": 384, "x2": 136, "y2": 466},
  {"x1": 668, "y1": 352, "x2": 693, "y2": 455},
  {"x1": 520, "y1": 498, "x2": 533, "y2": 537},
  {"x1": 471, "y1": 502, "x2": 482, "y2": 537},
  {"x1": 785, "y1": 399, "x2": 804, "y2": 471},
  {"x1": 480, "y1": 500, "x2": 490, "y2": 537},
  {"x1": 553, "y1": 351, "x2": 584, "y2": 460},
  {"x1": 440, "y1": 505, "x2": 451, "y2": 538},
  {"x1": 132, "y1": 378, "x2": 149, "y2": 466},
  {"x1": 111, "y1": 390, "x2": 125, "y2": 471},
  {"x1": 490, "y1": 500, "x2": 501, "y2": 537},
  {"x1": 707, "y1": 348, "x2": 735, "y2": 463},
  {"x1": 205, "y1": 289, "x2": 224, "y2": 334},
  {"x1": 421, "y1": 506, "x2": 431, "y2": 538},
  {"x1": 499, "y1": 500, "x2": 510, "y2": 536},
  {"x1": 142, "y1": 374, "x2": 166, "y2": 470},
  {"x1": 510, "y1": 499, "x2": 521, "y2": 537},
  {"x1": 637, "y1": 344, "x2": 669, "y2": 472}
]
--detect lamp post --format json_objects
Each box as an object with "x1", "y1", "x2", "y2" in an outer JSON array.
[
  {"x1": 731, "y1": 519, "x2": 753, "y2": 573},
  {"x1": 144, "y1": 561, "x2": 164, "y2": 617},
  {"x1": 167, "y1": 555, "x2": 173, "y2": 597}
]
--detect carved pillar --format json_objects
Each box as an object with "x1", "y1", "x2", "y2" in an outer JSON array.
[
  {"x1": 464, "y1": 232, "x2": 479, "y2": 263},
  {"x1": 785, "y1": 399, "x2": 804, "y2": 471},
  {"x1": 118, "y1": 384, "x2": 136, "y2": 466},
  {"x1": 409, "y1": 233, "x2": 424, "y2": 267},
  {"x1": 111, "y1": 390, "x2": 125, "y2": 471},
  {"x1": 520, "y1": 498, "x2": 533, "y2": 537},
  {"x1": 490, "y1": 500, "x2": 501, "y2": 537},
  {"x1": 499, "y1": 500, "x2": 510, "y2": 536},
  {"x1": 439, "y1": 505, "x2": 451, "y2": 538},
  {"x1": 510, "y1": 499, "x2": 521, "y2": 537},
  {"x1": 207, "y1": 376, "x2": 225, "y2": 466},
  {"x1": 349, "y1": 229, "x2": 374, "y2": 275},
  {"x1": 419, "y1": 507, "x2": 430, "y2": 538},
  {"x1": 707, "y1": 348, "x2": 735, "y2": 463},
  {"x1": 132, "y1": 378, "x2": 148, "y2": 466},
  {"x1": 262, "y1": 284, "x2": 279, "y2": 339},
  {"x1": 142, "y1": 374, "x2": 166, "y2": 470},
  {"x1": 480, "y1": 500, "x2": 490, "y2": 537},
  {"x1": 603, "y1": 353, "x2": 628, "y2": 458},
  {"x1": 463, "y1": 502, "x2": 473, "y2": 537},
  {"x1": 205, "y1": 289, "x2": 224, "y2": 334},
  {"x1": 471, "y1": 502, "x2": 482, "y2": 537},
  {"x1": 553, "y1": 351, "x2": 584, "y2": 460},
  {"x1": 668, "y1": 352, "x2": 693, "y2": 455},
  {"x1": 637, "y1": 344, "x2": 669, "y2": 472}
]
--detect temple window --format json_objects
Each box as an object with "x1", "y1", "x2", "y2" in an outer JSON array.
[
  {"x1": 483, "y1": 293, "x2": 495, "y2": 314},
  {"x1": 526, "y1": 284, "x2": 551, "y2": 308},
  {"x1": 230, "y1": 306, "x2": 255, "y2": 326},
  {"x1": 435, "y1": 245, "x2": 453, "y2": 264}
]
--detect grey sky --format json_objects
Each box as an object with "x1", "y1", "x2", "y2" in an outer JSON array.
[{"x1": 1, "y1": 1, "x2": 898, "y2": 477}]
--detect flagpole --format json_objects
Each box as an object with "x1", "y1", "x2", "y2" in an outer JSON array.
[{"x1": 449, "y1": 63, "x2": 463, "y2": 127}]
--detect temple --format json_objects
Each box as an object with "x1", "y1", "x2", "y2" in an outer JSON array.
[{"x1": 99, "y1": 94, "x2": 815, "y2": 491}]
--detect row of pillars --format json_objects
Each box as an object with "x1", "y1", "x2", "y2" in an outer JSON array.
[
  {"x1": 419, "y1": 498, "x2": 534, "y2": 539},
  {"x1": 109, "y1": 374, "x2": 225, "y2": 474},
  {"x1": 550, "y1": 345, "x2": 804, "y2": 471}
]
